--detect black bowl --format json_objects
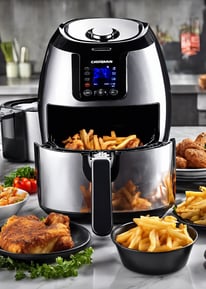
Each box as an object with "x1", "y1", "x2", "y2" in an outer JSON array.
[{"x1": 111, "y1": 221, "x2": 198, "y2": 275}]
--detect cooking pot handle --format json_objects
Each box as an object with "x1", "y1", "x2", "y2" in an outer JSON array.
[{"x1": 91, "y1": 153, "x2": 113, "y2": 236}]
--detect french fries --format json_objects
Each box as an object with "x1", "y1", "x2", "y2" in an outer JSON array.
[
  {"x1": 116, "y1": 215, "x2": 193, "y2": 252},
  {"x1": 0, "y1": 185, "x2": 27, "y2": 206},
  {"x1": 80, "y1": 180, "x2": 152, "y2": 212},
  {"x1": 62, "y1": 129, "x2": 141, "y2": 150},
  {"x1": 112, "y1": 180, "x2": 152, "y2": 211},
  {"x1": 175, "y1": 186, "x2": 206, "y2": 225}
]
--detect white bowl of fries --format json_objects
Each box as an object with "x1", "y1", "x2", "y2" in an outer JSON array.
[
  {"x1": 111, "y1": 215, "x2": 198, "y2": 275},
  {"x1": 0, "y1": 186, "x2": 29, "y2": 221}
]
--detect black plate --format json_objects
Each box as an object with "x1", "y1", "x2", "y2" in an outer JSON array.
[
  {"x1": 176, "y1": 168, "x2": 206, "y2": 179},
  {"x1": 173, "y1": 209, "x2": 206, "y2": 230},
  {"x1": 176, "y1": 179, "x2": 206, "y2": 193},
  {"x1": 0, "y1": 222, "x2": 91, "y2": 263}
]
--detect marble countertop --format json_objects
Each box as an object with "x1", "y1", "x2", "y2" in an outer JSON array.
[{"x1": 0, "y1": 126, "x2": 206, "y2": 288}]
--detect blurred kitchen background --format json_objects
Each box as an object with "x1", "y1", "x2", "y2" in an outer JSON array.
[
  {"x1": 0, "y1": 0, "x2": 206, "y2": 127},
  {"x1": 0, "y1": 0, "x2": 206, "y2": 74}
]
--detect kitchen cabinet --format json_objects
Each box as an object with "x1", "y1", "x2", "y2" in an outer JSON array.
[
  {"x1": 170, "y1": 74, "x2": 199, "y2": 126},
  {"x1": 197, "y1": 93, "x2": 206, "y2": 125},
  {"x1": 171, "y1": 92, "x2": 199, "y2": 126}
]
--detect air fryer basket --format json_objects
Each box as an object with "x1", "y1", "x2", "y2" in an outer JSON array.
[{"x1": 35, "y1": 138, "x2": 176, "y2": 228}]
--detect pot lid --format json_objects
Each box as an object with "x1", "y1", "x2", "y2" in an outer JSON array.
[
  {"x1": 12, "y1": 101, "x2": 37, "y2": 111},
  {"x1": 62, "y1": 18, "x2": 147, "y2": 42}
]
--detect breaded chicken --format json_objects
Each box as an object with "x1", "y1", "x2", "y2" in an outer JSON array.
[
  {"x1": 176, "y1": 156, "x2": 187, "y2": 169},
  {"x1": 176, "y1": 133, "x2": 206, "y2": 169},
  {"x1": 176, "y1": 138, "x2": 204, "y2": 158},
  {"x1": 194, "y1": 132, "x2": 206, "y2": 148},
  {"x1": 0, "y1": 213, "x2": 74, "y2": 254},
  {"x1": 184, "y1": 148, "x2": 206, "y2": 168}
]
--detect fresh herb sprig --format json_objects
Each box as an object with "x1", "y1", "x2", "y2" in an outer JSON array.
[
  {"x1": 0, "y1": 247, "x2": 94, "y2": 280},
  {"x1": 3, "y1": 166, "x2": 36, "y2": 187},
  {"x1": 0, "y1": 42, "x2": 14, "y2": 62}
]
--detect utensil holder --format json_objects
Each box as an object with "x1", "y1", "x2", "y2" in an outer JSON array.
[{"x1": 6, "y1": 62, "x2": 18, "y2": 78}]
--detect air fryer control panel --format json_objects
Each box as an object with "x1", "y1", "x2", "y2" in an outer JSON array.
[{"x1": 73, "y1": 53, "x2": 127, "y2": 101}]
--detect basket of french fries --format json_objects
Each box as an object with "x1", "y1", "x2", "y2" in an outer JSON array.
[
  {"x1": 62, "y1": 129, "x2": 143, "y2": 151},
  {"x1": 35, "y1": 127, "x2": 176, "y2": 235},
  {"x1": 111, "y1": 215, "x2": 197, "y2": 274}
]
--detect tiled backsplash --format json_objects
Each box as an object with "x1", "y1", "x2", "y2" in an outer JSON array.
[{"x1": 0, "y1": 0, "x2": 205, "y2": 74}]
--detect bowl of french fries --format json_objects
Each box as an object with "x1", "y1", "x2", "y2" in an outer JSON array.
[
  {"x1": 111, "y1": 215, "x2": 197, "y2": 275},
  {"x1": 0, "y1": 186, "x2": 29, "y2": 221}
]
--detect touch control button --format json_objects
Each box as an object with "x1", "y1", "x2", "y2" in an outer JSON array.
[
  {"x1": 109, "y1": 89, "x2": 118, "y2": 96},
  {"x1": 83, "y1": 89, "x2": 92, "y2": 97},
  {"x1": 97, "y1": 89, "x2": 107, "y2": 97}
]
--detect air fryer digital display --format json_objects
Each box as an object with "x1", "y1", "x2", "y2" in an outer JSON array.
[
  {"x1": 82, "y1": 61, "x2": 121, "y2": 99},
  {"x1": 72, "y1": 54, "x2": 126, "y2": 101},
  {"x1": 92, "y1": 66, "x2": 116, "y2": 87}
]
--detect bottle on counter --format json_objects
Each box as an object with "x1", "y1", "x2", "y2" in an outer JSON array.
[
  {"x1": 180, "y1": 22, "x2": 191, "y2": 56},
  {"x1": 180, "y1": 18, "x2": 200, "y2": 57}
]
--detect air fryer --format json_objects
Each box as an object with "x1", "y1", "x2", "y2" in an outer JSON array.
[
  {"x1": 35, "y1": 18, "x2": 174, "y2": 236},
  {"x1": 1, "y1": 98, "x2": 41, "y2": 162}
]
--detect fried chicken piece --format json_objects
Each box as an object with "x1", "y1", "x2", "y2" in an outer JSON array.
[
  {"x1": 176, "y1": 156, "x2": 187, "y2": 169},
  {"x1": 176, "y1": 133, "x2": 206, "y2": 169},
  {"x1": 44, "y1": 212, "x2": 69, "y2": 227},
  {"x1": 184, "y1": 148, "x2": 206, "y2": 168},
  {"x1": 194, "y1": 132, "x2": 206, "y2": 148},
  {"x1": 0, "y1": 213, "x2": 74, "y2": 254},
  {"x1": 176, "y1": 138, "x2": 204, "y2": 158}
]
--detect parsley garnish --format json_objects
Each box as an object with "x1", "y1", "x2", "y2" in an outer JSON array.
[{"x1": 0, "y1": 247, "x2": 94, "y2": 280}]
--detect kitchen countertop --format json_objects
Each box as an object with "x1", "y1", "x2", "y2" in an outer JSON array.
[
  {"x1": 0, "y1": 75, "x2": 39, "y2": 95},
  {"x1": 0, "y1": 126, "x2": 206, "y2": 288}
]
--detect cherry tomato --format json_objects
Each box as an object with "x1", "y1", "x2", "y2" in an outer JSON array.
[
  {"x1": 30, "y1": 178, "x2": 37, "y2": 194},
  {"x1": 13, "y1": 177, "x2": 37, "y2": 194}
]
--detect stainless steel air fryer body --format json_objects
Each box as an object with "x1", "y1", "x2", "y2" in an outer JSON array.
[
  {"x1": 36, "y1": 18, "x2": 174, "y2": 236},
  {"x1": 38, "y1": 18, "x2": 171, "y2": 144}
]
